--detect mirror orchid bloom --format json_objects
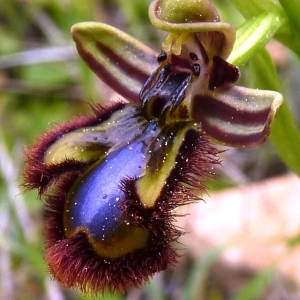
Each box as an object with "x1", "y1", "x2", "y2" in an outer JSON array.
[{"x1": 23, "y1": 0, "x2": 283, "y2": 295}]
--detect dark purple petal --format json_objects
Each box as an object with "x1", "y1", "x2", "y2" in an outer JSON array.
[
  {"x1": 209, "y1": 56, "x2": 240, "y2": 90},
  {"x1": 72, "y1": 22, "x2": 158, "y2": 103}
]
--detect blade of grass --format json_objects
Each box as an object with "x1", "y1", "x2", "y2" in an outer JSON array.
[
  {"x1": 276, "y1": 0, "x2": 300, "y2": 59},
  {"x1": 278, "y1": 0, "x2": 300, "y2": 39},
  {"x1": 250, "y1": 49, "x2": 300, "y2": 176},
  {"x1": 145, "y1": 276, "x2": 166, "y2": 300},
  {"x1": 228, "y1": 13, "x2": 282, "y2": 66},
  {"x1": 229, "y1": 0, "x2": 283, "y2": 19},
  {"x1": 230, "y1": 0, "x2": 300, "y2": 57},
  {"x1": 181, "y1": 247, "x2": 224, "y2": 300},
  {"x1": 233, "y1": 267, "x2": 277, "y2": 300},
  {"x1": 0, "y1": 236, "x2": 46, "y2": 274},
  {"x1": 77, "y1": 291, "x2": 125, "y2": 300}
]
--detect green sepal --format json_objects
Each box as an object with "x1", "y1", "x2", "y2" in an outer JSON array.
[{"x1": 136, "y1": 125, "x2": 192, "y2": 207}]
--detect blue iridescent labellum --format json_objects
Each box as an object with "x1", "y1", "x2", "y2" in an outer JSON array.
[
  {"x1": 23, "y1": 0, "x2": 283, "y2": 295},
  {"x1": 64, "y1": 122, "x2": 159, "y2": 259}
]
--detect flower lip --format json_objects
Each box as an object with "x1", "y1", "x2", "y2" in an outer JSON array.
[
  {"x1": 63, "y1": 125, "x2": 158, "y2": 259},
  {"x1": 42, "y1": 124, "x2": 222, "y2": 294}
]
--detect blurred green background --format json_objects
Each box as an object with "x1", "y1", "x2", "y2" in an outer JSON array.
[{"x1": 1, "y1": 0, "x2": 300, "y2": 299}]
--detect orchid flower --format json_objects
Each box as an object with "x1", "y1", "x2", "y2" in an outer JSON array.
[{"x1": 23, "y1": 0, "x2": 283, "y2": 295}]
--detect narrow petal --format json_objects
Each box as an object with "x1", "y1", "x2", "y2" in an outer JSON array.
[
  {"x1": 43, "y1": 104, "x2": 146, "y2": 164},
  {"x1": 23, "y1": 103, "x2": 146, "y2": 194},
  {"x1": 72, "y1": 22, "x2": 158, "y2": 103},
  {"x1": 191, "y1": 86, "x2": 283, "y2": 147}
]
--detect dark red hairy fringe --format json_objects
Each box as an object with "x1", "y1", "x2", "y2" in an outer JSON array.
[
  {"x1": 36, "y1": 123, "x2": 220, "y2": 295},
  {"x1": 115, "y1": 129, "x2": 220, "y2": 288},
  {"x1": 23, "y1": 102, "x2": 125, "y2": 195},
  {"x1": 44, "y1": 171, "x2": 178, "y2": 294},
  {"x1": 121, "y1": 128, "x2": 221, "y2": 233},
  {"x1": 169, "y1": 128, "x2": 221, "y2": 202}
]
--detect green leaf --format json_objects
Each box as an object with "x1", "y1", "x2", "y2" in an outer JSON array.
[
  {"x1": 278, "y1": 0, "x2": 300, "y2": 39},
  {"x1": 233, "y1": 267, "x2": 276, "y2": 300},
  {"x1": 228, "y1": 8, "x2": 300, "y2": 175},
  {"x1": 228, "y1": 13, "x2": 282, "y2": 66},
  {"x1": 270, "y1": 101, "x2": 300, "y2": 176},
  {"x1": 250, "y1": 49, "x2": 300, "y2": 176},
  {"x1": 274, "y1": 27, "x2": 300, "y2": 60},
  {"x1": 276, "y1": 0, "x2": 300, "y2": 58},
  {"x1": 230, "y1": 0, "x2": 300, "y2": 56},
  {"x1": 229, "y1": 0, "x2": 283, "y2": 19}
]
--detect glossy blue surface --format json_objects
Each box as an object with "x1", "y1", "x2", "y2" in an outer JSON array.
[{"x1": 65, "y1": 123, "x2": 158, "y2": 241}]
